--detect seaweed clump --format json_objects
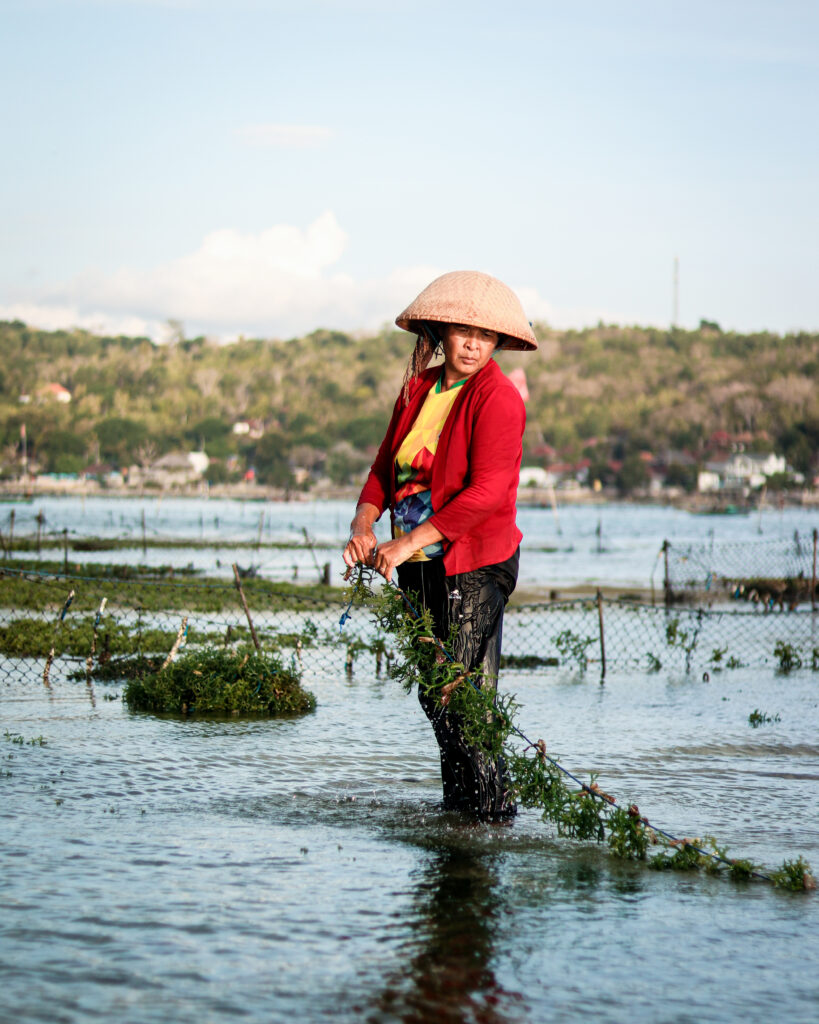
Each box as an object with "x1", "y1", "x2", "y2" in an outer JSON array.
[{"x1": 123, "y1": 647, "x2": 316, "y2": 717}]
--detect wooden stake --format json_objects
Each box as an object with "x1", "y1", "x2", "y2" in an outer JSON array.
[
  {"x1": 597, "y1": 589, "x2": 606, "y2": 681},
  {"x1": 232, "y1": 562, "x2": 261, "y2": 652},
  {"x1": 812, "y1": 528, "x2": 817, "y2": 613},
  {"x1": 86, "y1": 597, "x2": 107, "y2": 686},
  {"x1": 161, "y1": 616, "x2": 188, "y2": 671},
  {"x1": 663, "y1": 539, "x2": 671, "y2": 606},
  {"x1": 43, "y1": 589, "x2": 75, "y2": 687},
  {"x1": 302, "y1": 527, "x2": 324, "y2": 583},
  {"x1": 256, "y1": 511, "x2": 264, "y2": 550}
]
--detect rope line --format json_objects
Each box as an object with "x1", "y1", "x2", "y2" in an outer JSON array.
[{"x1": 348, "y1": 570, "x2": 773, "y2": 882}]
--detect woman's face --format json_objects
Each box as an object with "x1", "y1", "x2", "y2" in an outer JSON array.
[{"x1": 441, "y1": 323, "x2": 499, "y2": 380}]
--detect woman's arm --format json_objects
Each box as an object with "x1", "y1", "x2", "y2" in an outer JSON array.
[{"x1": 370, "y1": 519, "x2": 445, "y2": 583}]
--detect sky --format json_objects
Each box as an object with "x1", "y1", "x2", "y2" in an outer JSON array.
[{"x1": 2, "y1": 0, "x2": 818, "y2": 341}]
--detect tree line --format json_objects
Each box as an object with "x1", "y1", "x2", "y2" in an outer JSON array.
[{"x1": 1, "y1": 318, "x2": 816, "y2": 489}]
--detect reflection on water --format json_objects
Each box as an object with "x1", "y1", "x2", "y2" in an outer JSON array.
[{"x1": 369, "y1": 842, "x2": 523, "y2": 1024}]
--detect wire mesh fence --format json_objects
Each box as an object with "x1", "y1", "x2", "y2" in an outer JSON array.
[
  {"x1": 664, "y1": 530, "x2": 819, "y2": 607},
  {"x1": 1, "y1": 566, "x2": 817, "y2": 689}
]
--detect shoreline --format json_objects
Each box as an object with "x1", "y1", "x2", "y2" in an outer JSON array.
[{"x1": 0, "y1": 479, "x2": 815, "y2": 509}]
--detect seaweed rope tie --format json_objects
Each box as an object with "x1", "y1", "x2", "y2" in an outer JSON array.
[{"x1": 340, "y1": 566, "x2": 774, "y2": 883}]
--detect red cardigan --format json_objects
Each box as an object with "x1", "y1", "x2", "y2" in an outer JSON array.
[{"x1": 357, "y1": 359, "x2": 525, "y2": 575}]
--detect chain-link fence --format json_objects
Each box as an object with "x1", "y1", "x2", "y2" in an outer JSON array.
[
  {"x1": 1, "y1": 566, "x2": 817, "y2": 687},
  {"x1": 664, "y1": 530, "x2": 819, "y2": 607}
]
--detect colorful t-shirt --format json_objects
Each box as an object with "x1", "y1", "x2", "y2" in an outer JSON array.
[{"x1": 392, "y1": 375, "x2": 466, "y2": 560}]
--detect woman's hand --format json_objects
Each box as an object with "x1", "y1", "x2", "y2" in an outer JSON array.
[
  {"x1": 372, "y1": 520, "x2": 445, "y2": 582},
  {"x1": 343, "y1": 503, "x2": 380, "y2": 568},
  {"x1": 371, "y1": 534, "x2": 417, "y2": 583}
]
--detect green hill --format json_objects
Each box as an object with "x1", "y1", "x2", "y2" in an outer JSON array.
[{"x1": 1, "y1": 318, "x2": 817, "y2": 486}]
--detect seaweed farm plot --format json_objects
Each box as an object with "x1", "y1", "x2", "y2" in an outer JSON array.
[
  {"x1": 0, "y1": 566, "x2": 359, "y2": 689},
  {"x1": 0, "y1": 567, "x2": 817, "y2": 690},
  {"x1": 502, "y1": 598, "x2": 819, "y2": 674},
  {"x1": 664, "y1": 531, "x2": 818, "y2": 607}
]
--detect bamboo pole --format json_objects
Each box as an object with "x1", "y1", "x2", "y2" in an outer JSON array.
[
  {"x1": 232, "y1": 562, "x2": 261, "y2": 652},
  {"x1": 302, "y1": 527, "x2": 324, "y2": 582},
  {"x1": 43, "y1": 589, "x2": 75, "y2": 687},
  {"x1": 256, "y1": 511, "x2": 264, "y2": 551},
  {"x1": 812, "y1": 528, "x2": 817, "y2": 613},
  {"x1": 597, "y1": 589, "x2": 606, "y2": 681},
  {"x1": 86, "y1": 597, "x2": 107, "y2": 686},
  {"x1": 663, "y1": 539, "x2": 671, "y2": 606},
  {"x1": 8, "y1": 509, "x2": 14, "y2": 550},
  {"x1": 160, "y1": 616, "x2": 189, "y2": 671}
]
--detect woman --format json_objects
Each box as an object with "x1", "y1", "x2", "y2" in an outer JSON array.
[{"x1": 343, "y1": 270, "x2": 537, "y2": 820}]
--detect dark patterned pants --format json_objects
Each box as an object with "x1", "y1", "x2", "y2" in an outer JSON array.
[{"x1": 397, "y1": 551, "x2": 519, "y2": 821}]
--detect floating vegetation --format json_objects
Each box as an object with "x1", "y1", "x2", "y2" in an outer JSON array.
[
  {"x1": 3, "y1": 731, "x2": 46, "y2": 746},
  {"x1": 749, "y1": 708, "x2": 781, "y2": 728},
  {"x1": 123, "y1": 646, "x2": 316, "y2": 717},
  {"x1": 345, "y1": 565, "x2": 815, "y2": 892},
  {"x1": 774, "y1": 641, "x2": 803, "y2": 673}
]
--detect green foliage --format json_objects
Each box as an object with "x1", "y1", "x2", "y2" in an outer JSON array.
[
  {"x1": 554, "y1": 629, "x2": 596, "y2": 670},
  {"x1": 665, "y1": 616, "x2": 701, "y2": 669},
  {"x1": 1, "y1": 318, "x2": 817, "y2": 486},
  {"x1": 649, "y1": 840, "x2": 715, "y2": 873},
  {"x1": 123, "y1": 647, "x2": 315, "y2": 716},
  {"x1": 606, "y1": 805, "x2": 650, "y2": 860},
  {"x1": 774, "y1": 641, "x2": 803, "y2": 672},
  {"x1": 616, "y1": 453, "x2": 650, "y2": 495},
  {"x1": 96, "y1": 417, "x2": 149, "y2": 464},
  {"x1": 769, "y1": 857, "x2": 816, "y2": 892}
]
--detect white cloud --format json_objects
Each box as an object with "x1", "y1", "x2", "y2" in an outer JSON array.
[
  {"x1": 0, "y1": 301, "x2": 166, "y2": 341},
  {"x1": 1, "y1": 212, "x2": 558, "y2": 342},
  {"x1": 235, "y1": 123, "x2": 334, "y2": 149}
]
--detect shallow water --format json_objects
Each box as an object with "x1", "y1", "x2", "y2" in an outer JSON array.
[{"x1": 2, "y1": 658, "x2": 818, "y2": 1023}]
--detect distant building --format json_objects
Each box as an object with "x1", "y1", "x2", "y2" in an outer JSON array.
[
  {"x1": 698, "y1": 451, "x2": 787, "y2": 492},
  {"x1": 232, "y1": 418, "x2": 265, "y2": 439},
  {"x1": 38, "y1": 383, "x2": 72, "y2": 403},
  {"x1": 141, "y1": 451, "x2": 210, "y2": 489},
  {"x1": 519, "y1": 466, "x2": 552, "y2": 488},
  {"x1": 81, "y1": 462, "x2": 124, "y2": 486}
]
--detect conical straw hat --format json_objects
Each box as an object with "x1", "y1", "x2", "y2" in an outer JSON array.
[{"x1": 395, "y1": 270, "x2": 537, "y2": 351}]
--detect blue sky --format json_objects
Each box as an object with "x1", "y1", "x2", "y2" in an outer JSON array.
[{"x1": 2, "y1": 0, "x2": 817, "y2": 340}]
